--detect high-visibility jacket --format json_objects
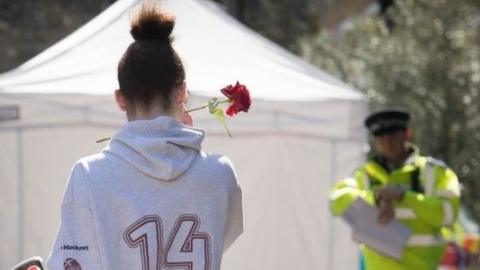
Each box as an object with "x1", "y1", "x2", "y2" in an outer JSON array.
[{"x1": 330, "y1": 148, "x2": 461, "y2": 270}]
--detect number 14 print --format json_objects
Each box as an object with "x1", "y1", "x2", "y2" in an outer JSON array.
[{"x1": 124, "y1": 214, "x2": 211, "y2": 270}]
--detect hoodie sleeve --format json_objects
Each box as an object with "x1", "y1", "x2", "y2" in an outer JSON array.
[
  {"x1": 221, "y1": 157, "x2": 244, "y2": 252},
  {"x1": 47, "y1": 162, "x2": 104, "y2": 270}
]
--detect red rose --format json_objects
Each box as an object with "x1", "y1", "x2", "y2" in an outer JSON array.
[{"x1": 221, "y1": 81, "x2": 252, "y2": 116}]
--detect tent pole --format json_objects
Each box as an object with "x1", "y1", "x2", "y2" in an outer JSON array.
[
  {"x1": 16, "y1": 129, "x2": 24, "y2": 262},
  {"x1": 327, "y1": 140, "x2": 337, "y2": 270}
]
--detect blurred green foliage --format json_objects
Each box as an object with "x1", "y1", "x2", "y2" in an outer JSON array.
[
  {"x1": 214, "y1": 0, "x2": 320, "y2": 53},
  {"x1": 241, "y1": 0, "x2": 320, "y2": 53},
  {"x1": 302, "y1": 0, "x2": 480, "y2": 221},
  {"x1": 0, "y1": 0, "x2": 114, "y2": 72}
]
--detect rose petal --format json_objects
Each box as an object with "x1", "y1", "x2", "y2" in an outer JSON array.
[
  {"x1": 220, "y1": 81, "x2": 251, "y2": 116},
  {"x1": 226, "y1": 104, "x2": 237, "y2": 116}
]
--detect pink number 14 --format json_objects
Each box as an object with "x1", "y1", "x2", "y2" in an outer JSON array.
[{"x1": 124, "y1": 214, "x2": 211, "y2": 270}]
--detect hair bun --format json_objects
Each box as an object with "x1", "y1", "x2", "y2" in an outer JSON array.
[{"x1": 130, "y1": 5, "x2": 175, "y2": 42}]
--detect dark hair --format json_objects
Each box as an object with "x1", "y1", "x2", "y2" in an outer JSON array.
[{"x1": 117, "y1": 4, "x2": 185, "y2": 112}]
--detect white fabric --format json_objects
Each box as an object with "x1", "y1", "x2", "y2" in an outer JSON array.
[
  {"x1": 0, "y1": 0, "x2": 367, "y2": 269},
  {"x1": 0, "y1": 0, "x2": 362, "y2": 102},
  {"x1": 424, "y1": 162, "x2": 436, "y2": 196},
  {"x1": 435, "y1": 189, "x2": 458, "y2": 198},
  {"x1": 360, "y1": 170, "x2": 370, "y2": 189},
  {"x1": 442, "y1": 200, "x2": 455, "y2": 226},
  {"x1": 407, "y1": 235, "x2": 444, "y2": 246},
  {"x1": 47, "y1": 117, "x2": 243, "y2": 270},
  {"x1": 394, "y1": 208, "x2": 416, "y2": 219},
  {"x1": 423, "y1": 161, "x2": 454, "y2": 225},
  {"x1": 106, "y1": 117, "x2": 204, "y2": 181},
  {"x1": 343, "y1": 178, "x2": 358, "y2": 188}
]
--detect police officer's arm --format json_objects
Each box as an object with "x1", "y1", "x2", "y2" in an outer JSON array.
[
  {"x1": 330, "y1": 169, "x2": 375, "y2": 216},
  {"x1": 401, "y1": 167, "x2": 461, "y2": 228}
]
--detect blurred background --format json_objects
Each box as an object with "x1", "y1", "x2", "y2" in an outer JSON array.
[
  {"x1": 2, "y1": 0, "x2": 480, "y2": 268},
  {"x1": 3, "y1": 0, "x2": 478, "y2": 229}
]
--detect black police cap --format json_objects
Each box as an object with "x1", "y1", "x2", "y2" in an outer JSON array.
[{"x1": 364, "y1": 109, "x2": 410, "y2": 136}]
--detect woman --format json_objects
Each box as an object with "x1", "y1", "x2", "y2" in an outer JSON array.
[{"x1": 47, "y1": 4, "x2": 243, "y2": 270}]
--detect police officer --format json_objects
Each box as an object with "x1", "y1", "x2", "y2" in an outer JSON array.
[{"x1": 330, "y1": 109, "x2": 461, "y2": 270}]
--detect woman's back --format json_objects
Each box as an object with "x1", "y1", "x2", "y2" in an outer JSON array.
[
  {"x1": 47, "y1": 4, "x2": 243, "y2": 268},
  {"x1": 47, "y1": 117, "x2": 243, "y2": 270}
]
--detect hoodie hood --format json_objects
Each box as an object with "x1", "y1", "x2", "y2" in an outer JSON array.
[{"x1": 104, "y1": 116, "x2": 204, "y2": 181}]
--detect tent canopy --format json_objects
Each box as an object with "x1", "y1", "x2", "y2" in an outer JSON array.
[{"x1": 0, "y1": 0, "x2": 362, "y2": 102}]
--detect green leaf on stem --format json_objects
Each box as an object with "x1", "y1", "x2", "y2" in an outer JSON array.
[
  {"x1": 207, "y1": 97, "x2": 219, "y2": 113},
  {"x1": 211, "y1": 107, "x2": 232, "y2": 137}
]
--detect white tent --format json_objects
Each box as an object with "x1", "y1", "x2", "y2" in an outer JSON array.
[{"x1": 0, "y1": 0, "x2": 367, "y2": 269}]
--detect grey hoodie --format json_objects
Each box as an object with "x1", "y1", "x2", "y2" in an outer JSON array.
[{"x1": 48, "y1": 116, "x2": 243, "y2": 270}]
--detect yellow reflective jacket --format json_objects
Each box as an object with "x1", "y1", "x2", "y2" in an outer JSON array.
[{"x1": 330, "y1": 148, "x2": 461, "y2": 270}]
